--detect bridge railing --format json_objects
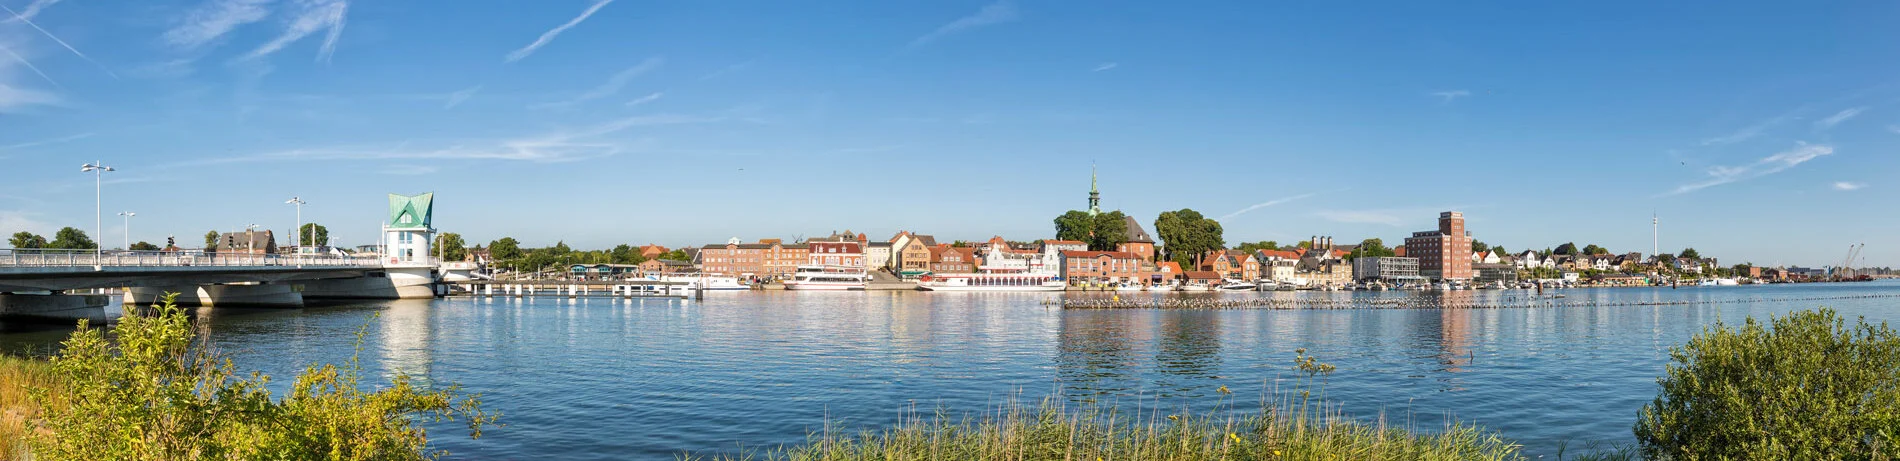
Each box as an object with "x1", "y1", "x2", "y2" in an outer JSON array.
[{"x1": 0, "y1": 249, "x2": 385, "y2": 268}]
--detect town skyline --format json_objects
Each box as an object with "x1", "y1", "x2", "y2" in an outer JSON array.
[{"x1": 2, "y1": 1, "x2": 1896, "y2": 267}]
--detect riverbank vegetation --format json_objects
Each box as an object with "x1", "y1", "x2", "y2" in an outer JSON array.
[
  {"x1": 3, "y1": 295, "x2": 495, "y2": 460},
  {"x1": 0, "y1": 355, "x2": 62, "y2": 459},
  {"x1": 1636, "y1": 308, "x2": 1899, "y2": 460}
]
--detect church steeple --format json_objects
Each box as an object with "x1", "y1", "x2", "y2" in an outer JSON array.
[{"x1": 1088, "y1": 164, "x2": 1101, "y2": 216}]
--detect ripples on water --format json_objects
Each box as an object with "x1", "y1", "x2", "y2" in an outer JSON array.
[{"x1": 3, "y1": 281, "x2": 1897, "y2": 459}]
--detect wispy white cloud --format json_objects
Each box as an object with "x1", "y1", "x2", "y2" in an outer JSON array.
[
  {"x1": 1219, "y1": 193, "x2": 1318, "y2": 221},
  {"x1": 1091, "y1": 62, "x2": 1118, "y2": 72},
  {"x1": 1833, "y1": 181, "x2": 1865, "y2": 191},
  {"x1": 241, "y1": 0, "x2": 348, "y2": 62},
  {"x1": 909, "y1": 1, "x2": 1019, "y2": 48},
  {"x1": 1701, "y1": 112, "x2": 1799, "y2": 146},
  {"x1": 1662, "y1": 143, "x2": 1834, "y2": 196},
  {"x1": 443, "y1": 85, "x2": 480, "y2": 109},
  {"x1": 624, "y1": 91, "x2": 662, "y2": 107},
  {"x1": 0, "y1": 42, "x2": 58, "y2": 87},
  {"x1": 505, "y1": 0, "x2": 614, "y2": 63},
  {"x1": 1813, "y1": 107, "x2": 1866, "y2": 129},
  {"x1": 1430, "y1": 90, "x2": 1470, "y2": 103},
  {"x1": 0, "y1": 132, "x2": 92, "y2": 151},
  {"x1": 543, "y1": 56, "x2": 662, "y2": 107},
  {"x1": 164, "y1": 0, "x2": 273, "y2": 50},
  {"x1": 0, "y1": 3, "x2": 115, "y2": 78},
  {"x1": 380, "y1": 164, "x2": 439, "y2": 176},
  {"x1": 6, "y1": 0, "x2": 63, "y2": 22}
]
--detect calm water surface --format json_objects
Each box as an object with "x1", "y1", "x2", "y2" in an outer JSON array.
[{"x1": 5, "y1": 281, "x2": 1898, "y2": 459}]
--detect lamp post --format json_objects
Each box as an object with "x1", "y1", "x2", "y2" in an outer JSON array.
[
  {"x1": 286, "y1": 197, "x2": 307, "y2": 264},
  {"x1": 117, "y1": 211, "x2": 136, "y2": 250},
  {"x1": 81, "y1": 162, "x2": 114, "y2": 269}
]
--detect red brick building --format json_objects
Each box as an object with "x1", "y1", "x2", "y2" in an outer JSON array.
[
  {"x1": 1403, "y1": 211, "x2": 1473, "y2": 281},
  {"x1": 1059, "y1": 250, "x2": 1144, "y2": 283},
  {"x1": 807, "y1": 241, "x2": 864, "y2": 267}
]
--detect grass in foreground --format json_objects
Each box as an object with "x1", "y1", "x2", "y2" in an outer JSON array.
[
  {"x1": 0, "y1": 355, "x2": 63, "y2": 460},
  {"x1": 687, "y1": 395, "x2": 1535, "y2": 461}
]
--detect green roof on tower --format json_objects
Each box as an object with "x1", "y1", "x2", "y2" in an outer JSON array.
[{"x1": 387, "y1": 193, "x2": 434, "y2": 229}]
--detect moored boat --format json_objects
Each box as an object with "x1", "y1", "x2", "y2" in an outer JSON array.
[
  {"x1": 918, "y1": 273, "x2": 1065, "y2": 292},
  {"x1": 784, "y1": 265, "x2": 869, "y2": 291}
]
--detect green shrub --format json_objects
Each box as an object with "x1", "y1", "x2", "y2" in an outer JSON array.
[
  {"x1": 25, "y1": 294, "x2": 496, "y2": 460},
  {"x1": 1634, "y1": 308, "x2": 1900, "y2": 460}
]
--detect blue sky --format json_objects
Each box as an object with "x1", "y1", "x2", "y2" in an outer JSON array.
[{"x1": 1, "y1": 0, "x2": 1896, "y2": 267}]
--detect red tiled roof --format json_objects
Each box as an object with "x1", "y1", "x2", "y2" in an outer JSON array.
[
  {"x1": 1256, "y1": 249, "x2": 1300, "y2": 260},
  {"x1": 1158, "y1": 261, "x2": 1184, "y2": 273},
  {"x1": 1044, "y1": 240, "x2": 1085, "y2": 245},
  {"x1": 1183, "y1": 271, "x2": 1221, "y2": 280}
]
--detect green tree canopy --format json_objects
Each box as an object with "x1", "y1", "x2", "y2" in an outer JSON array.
[
  {"x1": 1154, "y1": 209, "x2": 1223, "y2": 267},
  {"x1": 1347, "y1": 238, "x2": 1396, "y2": 260},
  {"x1": 129, "y1": 241, "x2": 161, "y2": 251},
  {"x1": 1053, "y1": 210, "x2": 1094, "y2": 243},
  {"x1": 436, "y1": 233, "x2": 469, "y2": 261},
  {"x1": 204, "y1": 230, "x2": 220, "y2": 250},
  {"x1": 1297, "y1": 241, "x2": 1313, "y2": 249},
  {"x1": 49, "y1": 227, "x2": 97, "y2": 250},
  {"x1": 488, "y1": 237, "x2": 524, "y2": 260},
  {"x1": 610, "y1": 244, "x2": 646, "y2": 265},
  {"x1": 1680, "y1": 248, "x2": 1701, "y2": 260},
  {"x1": 1471, "y1": 240, "x2": 1490, "y2": 254},
  {"x1": 1580, "y1": 244, "x2": 1610, "y2": 255},
  {"x1": 9, "y1": 231, "x2": 47, "y2": 249},
  {"x1": 1553, "y1": 242, "x2": 1579, "y2": 255},
  {"x1": 1087, "y1": 211, "x2": 1129, "y2": 251},
  {"x1": 295, "y1": 223, "x2": 330, "y2": 246},
  {"x1": 1235, "y1": 241, "x2": 1280, "y2": 253},
  {"x1": 657, "y1": 249, "x2": 690, "y2": 261}
]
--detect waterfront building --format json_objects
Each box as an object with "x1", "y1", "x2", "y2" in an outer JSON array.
[
  {"x1": 978, "y1": 237, "x2": 1059, "y2": 275},
  {"x1": 1117, "y1": 216, "x2": 1157, "y2": 262},
  {"x1": 1352, "y1": 256, "x2": 1423, "y2": 283},
  {"x1": 1471, "y1": 251, "x2": 1500, "y2": 264},
  {"x1": 218, "y1": 229, "x2": 278, "y2": 255},
  {"x1": 890, "y1": 232, "x2": 938, "y2": 278},
  {"x1": 1402, "y1": 211, "x2": 1473, "y2": 281},
  {"x1": 1059, "y1": 250, "x2": 1143, "y2": 284},
  {"x1": 1155, "y1": 261, "x2": 1185, "y2": 283},
  {"x1": 698, "y1": 239, "x2": 811, "y2": 278},
  {"x1": 865, "y1": 242, "x2": 892, "y2": 271},
  {"x1": 1516, "y1": 250, "x2": 1550, "y2": 270},
  {"x1": 637, "y1": 258, "x2": 694, "y2": 275},
  {"x1": 639, "y1": 244, "x2": 669, "y2": 260},
  {"x1": 807, "y1": 241, "x2": 865, "y2": 267},
  {"x1": 570, "y1": 264, "x2": 640, "y2": 280},
  {"x1": 929, "y1": 245, "x2": 977, "y2": 273},
  {"x1": 1041, "y1": 240, "x2": 1087, "y2": 253},
  {"x1": 1200, "y1": 250, "x2": 1259, "y2": 280},
  {"x1": 1473, "y1": 263, "x2": 1518, "y2": 286}
]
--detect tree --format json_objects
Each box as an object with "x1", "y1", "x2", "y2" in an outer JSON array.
[
  {"x1": 1235, "y1": 241, "x2": 1280, "y2": 253},
  {"x1": 1053, "y1": 211, "x2": 1094, "y2": 243},
  {"x1": 611, "y1": 244, "x2": 646, "y2": 265},
  {"x1": 49, "y1": 227, "x2": 97, "y2": 250},
  {"x1": 489, "y1": 237, "x2": 524, "y2": 261},
  {"x1": 1470, "y1": 240, "x2": 1490, "y2": 254},
  {"x1": 1491, "y1": 246, "x2": 1508, "y2": 256},
  {"x1": 1297, "y1": 241, "x2": 1313, "y2": 250},
  {"x1": 435, "y1": 233, "x2": 469, "y2": 261},
  {"x1": 1680, "y1": 248, "x2": 1701, "y2": 260},
  {"x1": 1087, "y1": 211, "x2": 1129, "y2": 251},
  {"x1": 1581, "y1": 244, "x2": 1605, "y2": 255},
  {"x1": 1553, "y1": 242, "x2": 1579, "y2": 255},
  {"x1": 296, "y1": 223, "x2": 330, "y2": 246},
  {"x1": 129, "y1": 241, "x2": 161, "y2": 251},
  {"x1": 657, "y1": 249, "x2": 690, "y2": 261},
  {"x1": 9, "y1": 231, "x2": 47, "y2": 249},
  {"x1": 1635, "y1": 309, "x2": 1900, "y2": 459},
  {"x1": 1154, "y1": 209, "x2": 1223, "y2": 267},
  {"x1": 1347, "y1": 238, "x2": 1396, "y2": 260},
  {"x1": 204, "y1": 230, "x2": 220, "y2": 250}
]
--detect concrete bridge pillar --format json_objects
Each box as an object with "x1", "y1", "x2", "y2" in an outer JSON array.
[
  {"x1": 126, "y1": 284, "x2": 303, "y2": 308},
  {"x1": 0, "y1": 293, "x2": 110, "y2": 323}
]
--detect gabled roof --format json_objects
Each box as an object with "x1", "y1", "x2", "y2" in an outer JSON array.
[
  {"x1": 1158, "y1": 261, "x2": 1184, "y2": 273},
  {"x1": 913, "y1": 235, "x2": 939, "y2": 247},
  {"x1": 1122, "y1": 216, "x2": 1154, "y2": 243},
  {"x1": 1044, "y1": 240, "x2": 1085, "y2": 245},
  {"x1": 1183, "y1": 271, "x2": 1222, "y2": 280},
  {"x1": 1256, "y1": 249, "x2": 1300, "y2": 260}
]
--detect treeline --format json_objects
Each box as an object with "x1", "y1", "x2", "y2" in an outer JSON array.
[{"x1": 474, "y1": 236, "x2": 687, "y2": 273}]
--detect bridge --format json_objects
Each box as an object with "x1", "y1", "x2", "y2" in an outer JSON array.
[{"x1": 0, "y1": 249, "x2": 438, "y2": 322}]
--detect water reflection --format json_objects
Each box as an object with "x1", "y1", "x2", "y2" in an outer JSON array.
[
  {"x1": 1056, "y1": 311, "x2": 1140, "y2": 397},
  {"x1": 1152, "y1": 310, "x2": 1221, "y2": 395},
  {"x1": 381, "y1": 299, "x2": 433, "y2": 379}
]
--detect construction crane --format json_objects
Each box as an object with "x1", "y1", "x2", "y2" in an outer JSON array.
[{"x1": 1839, "y1": 243, "x2": 1865, "y2": 281}]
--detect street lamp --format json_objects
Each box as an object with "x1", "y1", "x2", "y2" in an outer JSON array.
[
  {"x1": 286, "y1": 196, "x2": 307, "y2": 255},
  {"x1": 81, "y1": 162, "x2": 114, "y2": 268},
  {"x1": 117, "y1": 211, "x2": 135, "y2": 251}
]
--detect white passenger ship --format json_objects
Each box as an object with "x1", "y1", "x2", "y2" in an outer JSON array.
[
  {"x1": 784, "y1": 265, "x2": 870, "y2": 291},
  {"x1": 917, "y1": 272, "x2": 1065, "y2": 292}
]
